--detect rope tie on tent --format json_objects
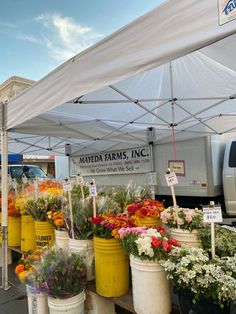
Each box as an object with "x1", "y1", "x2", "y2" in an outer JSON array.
[{"x1": 171, "y1": 102, "x2": 177, "y2": 160}]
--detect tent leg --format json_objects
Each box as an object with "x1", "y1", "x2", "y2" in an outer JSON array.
[{"x1": 1, "y1": 102, "x2": 10, "y2": 290}]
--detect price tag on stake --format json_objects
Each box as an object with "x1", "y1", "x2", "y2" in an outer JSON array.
[
  {"x1": 12, "y1": 179, "x2": 17, "y2": 190},
  {"x1": 165, "y1": 172, "x2": 178, "y2": 186},
  {"x1": 33, "y1": 179, "x2": 38, "y2": 190},
  {"x1": 203, "y1": 206, "x2": 223, "y2": 223},
  {"x1": 76, "y1": 174, "x2": 84, "y2": 185},
  {"x1": 63, "y1": 181, "x2": 72, "y2": 192},
  {"x1": 89, "y1": 185, "x2": 97, "y2": 197}
]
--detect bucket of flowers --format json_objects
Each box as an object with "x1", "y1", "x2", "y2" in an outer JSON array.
[
  {"x1": 160, "y1": 206, "x2": 205, "y2": 247},
  {"x1": 160, "y1": 247, "x2": 236, "y2": 314},
  {"x1": 119, "y1": 226, "x2": 179, "y2": 314},
  {"x1": 15, "y1": 248, "x2": 49, "y2": 314},
  {"x1": 126, "y1": 199, "x2": 164, "y2": 227},
  {"x1": 38, "y1": 247, "x2": 87, "y2": 314},
  {"x1": 90, "y1": 213, "x2": 135, "y2": 297}
]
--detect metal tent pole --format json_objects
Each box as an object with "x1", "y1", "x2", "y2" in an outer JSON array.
[{"x1": 0, "y1": 102, "x2": 10, "y2": 290}]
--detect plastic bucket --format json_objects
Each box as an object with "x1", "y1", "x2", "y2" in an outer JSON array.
[
  {"x1": 55, "y1": 230, "x2": 69, "y2": 249},
  {"x1": 27, "y1": 285, "x2": 49, "y2": 314},
  {"x1": 170, "y1": 228, "x2": 200, "y2": 248},
  {"x1": 21, "y1": 215, "x2": 35, "y2": 252},
  {"x1": 130, "y1": 255, "x2": 171, "y2": 314},
  {"x1": 69, "y1": 238, "x2": 94, "y2": 280},
  {"x1": 94, "y1": 237, "x2": 129, "y2": 297},
  {"x1": 8, "y1": 216, "x2": 21, "y2": 247},
  {"x1": 48, "y1": 291, "x2": 85, "y2": 314},
  {"x1": 137, "y1": 217, "x2": 160, "y2": 227},
  {"x1": 35, "y1": 221, "x2": 55, "y2": 248}
]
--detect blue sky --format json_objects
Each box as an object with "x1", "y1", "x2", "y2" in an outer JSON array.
[{"x1": 0, "y1": 0, "x2": 164, "y2": 83}]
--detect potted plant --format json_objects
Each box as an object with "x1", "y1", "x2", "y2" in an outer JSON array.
[
  {"x1": 160, "y1": 247, "x2": 236, "y2": 314},
  {"x1": 126, "y1": 199, "x2": 164, "y2": 227},
  {"x1": 160, "y1": 207, "x2": 205, "y2": 247},
  {"x1": 38, "y1": 247, "x2": 87, "y2": 314},
  {"x1": 15, "y1": 248, "x2": 49, "y2": 314},
  {"x1": 119, "y1": 226, "x2": 179, "y2": 314},
  {"x1": 90, "y1": 213, "x2": 134, "y2": 297}
]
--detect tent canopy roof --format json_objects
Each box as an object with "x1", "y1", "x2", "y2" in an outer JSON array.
[{"x1": 6, "y1": 0, "x2": 236, "y2": 155}]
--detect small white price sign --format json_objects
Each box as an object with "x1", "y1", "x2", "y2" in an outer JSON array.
[
  {"x1": 89, "y1": 185, "x2": 97, "y2": 197},
  {"x1": 165, "y1": 172, "x2": 178, "y2": 186},
  {"x1": 63, "y1": 181, "x2": 72, "y2": 192},
  {"x1": 203, "y1": 206, "x2": 223, "y2": 223},
  {"x1": 76, "y1": 175, "x2": 84, "y2": 185},
  {"x1": 33, "y1": 179, "x2": 38, "y2": 190},
  {"x1": 12, "y1": 179, "x2": 17, "y2": 189},
  {"x1": 22, "y1": 176, "x2": 28, "y2": 184}
]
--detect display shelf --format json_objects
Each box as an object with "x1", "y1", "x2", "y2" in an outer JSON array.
[{"x1": 8, "y1": 246, "x2": 23, "y2": 254}]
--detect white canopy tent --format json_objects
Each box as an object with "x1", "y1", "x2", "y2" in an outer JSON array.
[{"x1": 1, "y1": 0, "x2": 236, "y2": 288}]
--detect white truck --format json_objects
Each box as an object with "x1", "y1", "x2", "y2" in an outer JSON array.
[{"x1": 154, "y1": 135, "x2": 236, "y2": 217}]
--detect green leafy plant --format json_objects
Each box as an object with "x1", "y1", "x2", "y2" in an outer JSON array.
[
  {"x1": 160, "y1": 247, "x2": 236, "y2": 307},
  {"x1": 39, "y1": 248, "x2": 86, "y2": 299},
  {"x1": 198, "y1": 225, "x2": 236, "y2": 257}
]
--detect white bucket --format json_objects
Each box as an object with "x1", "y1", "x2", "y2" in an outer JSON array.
[
  {"x1": 55, "y1": 230, "x2": 69, "y2": 249},
  {"x1": 48, "y1": 291, "x2": 85, "y2": 314},
  {"x1": 170, "y1": 228, "x2": 200, "y2": 248},
  {"x1": 27, "y1": 286, "x2": 49, "y2": 314},
  {"x1": 130, "y1": 255, "x2": 171, "y2": 314},
  {"x1": 69, "y1": 238, "x2": 94, "y2": 280}
]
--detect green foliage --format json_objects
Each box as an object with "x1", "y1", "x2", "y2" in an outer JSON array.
[{"x1": 198, "y1": 225, "x2": 236, "y2": 257}]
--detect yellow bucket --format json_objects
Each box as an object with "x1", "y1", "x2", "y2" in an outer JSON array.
[
  {"x1": 8, "y1": 216, "x2": 21, "y2": 247},
  {"x1": 94, "y1": 237, "x2": 129, "y2": 297},
  {"x1": 137, "y1": 217, "x2": 161, "y2": 227},
  {"x1": 35, "y1": 221, "x2": 55, "y2": 248},
  {"x1": 21, "y1": 215, "x2": 35, "y2": 252}
]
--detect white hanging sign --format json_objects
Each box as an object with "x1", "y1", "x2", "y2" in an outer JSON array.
[
  {"x1": 33, "y1": 179, "x2": 39, "y2": 190},
  {"x1": 203, "y1": 206, "x2": 223, "y2": 223},
  {"x1": 165, "y1": 172, "x2": 178, "y2": 186},
  {"x1": 12, "y1": 179, "x2": 17, "y2": 190}
]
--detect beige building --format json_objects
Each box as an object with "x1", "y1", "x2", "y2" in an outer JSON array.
[
  {"x1": 0, "y1": 75, "x2": 35, "y2": 102},
  {"x1": 0, "y1": 76, "x2": 55, "y2": 177}
]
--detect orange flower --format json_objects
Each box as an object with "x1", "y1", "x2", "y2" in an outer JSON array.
[{"x1": 15, "y1": 264, "x2": 25, "y2": 275}]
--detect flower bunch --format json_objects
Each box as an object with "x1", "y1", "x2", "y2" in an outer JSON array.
[
  {"x1": 39, "y1": 247, "x2": 86, "y2": 299},
  {"x1": 25, "y1": 194, "x2": 65, "y2": 221},
  {"x1": 15, "y1": 195, "x2": 27, "y2": 215},
  {"x1": 119, "y1": 226, "x2": 179, "y2": 260},
  {"x1": 38, "y1": 180, "x2": 62, "y2": 193},
  {"x1": 7, "y1": 194, "x2": 20, "y2": 217},
  {"x1": 90, "y1": 213, "x2": 135, "y2": 239},
  {"x1": 47, "y1": 210, "x2": 65, "y2": 230},
  {"x1": 15, "y1": 248, "x2": 47, "y2": 291},
  {"x1": 160, "y1": 247, "x2": 236, "y2": 307},
  {"x1": 160, "y1": 207, "x2": 204, "y2": 231},
  {"x1": 126, "y1": 199, "x2": 164, "y2": 219}
]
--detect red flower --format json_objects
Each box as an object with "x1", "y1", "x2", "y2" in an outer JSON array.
[
  {"x1": 162, "y1": 241, "x2": 169, "y2": 251},
  {"x1": 90, "y1": 216, "x2": 103, "y2": 224},
  {"x1": 151, "y1": 236, "x2": 162, "y2": 249},
  {"x1": 168, "y1": 238, "x2": 179, "y2": 247}
]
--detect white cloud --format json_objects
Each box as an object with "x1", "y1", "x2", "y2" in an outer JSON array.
[
  {"x1": 35, "y1": 13, "x2": 103, "y2": 62},
  {"x1": 18, "y1": 34, "x2": 42, "y2": 44}
]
